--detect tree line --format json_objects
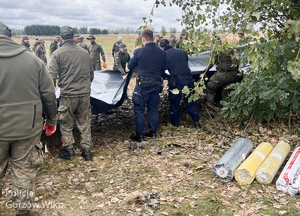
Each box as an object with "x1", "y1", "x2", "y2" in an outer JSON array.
[{"x1": 14, "y1": 25, "x2": 178, "y2": 36}]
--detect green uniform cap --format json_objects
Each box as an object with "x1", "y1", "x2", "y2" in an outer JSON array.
[
  {"x1": 39, "y1": 38, "x2": 44, "y2": 43},
  {"x1": 22, "y1": 35, "x2": 29, "y2": 40},
  {"x1": 60, "y1": 26, "x2": 74, "y2": 37},
  {"x1": 87, "y1": 34, "x2": 95, "y2": 40},
  {"x1": 0, "y1": 22, "x2": 12, "y2": 37},
  {"x1": 119, "y1": 43, "x2": 127, "y2": 50}
]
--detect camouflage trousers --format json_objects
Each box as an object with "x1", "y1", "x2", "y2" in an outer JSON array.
[
  {"x1": 91, "y1": 60, "x2": 102, "y2": 71},
  {"x1": 206, "y1": 70, "x2": 237, "y2": 106},
  {"x1": 0, "y1": 133, "x2": 43, "y2": 214},
  {"x1": 58, "y1": 96, "x2": 92, "y2": 150}
]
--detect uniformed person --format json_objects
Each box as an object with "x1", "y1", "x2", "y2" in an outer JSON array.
[
  {"x1": 168, "y1": 34, "x2": 177, "y2": 47},
  {"x1": 113, "y1": 43, "x2": 130, "y2": 76},
  {"x1": 48, "y1": 26, "x2": 94, "y2": 161},
  {"x1": 159, "y1": 39, "x2": 200, "y2": 128},
  {"x1": 73, "y1": 33, "x2": 80, "y2": 44},
  {"x1": 49, "y1": 36, "x2": 60, "y2": 56},
  {"x1": 87, "y1": 34, "x2": 106, "y2": 70},
  {"x1": 205, "y1": 44, "x2": 239, "y2": 107},
  {"x1": 32, "y1": 37, "x2": 39, "y2": 52},
  {"x1": 128, "y1": 28, "x2": 167, "y2": 142},
  {"x1": 112, "y1": 36, "x2": 123, "y2": 57},
  {"x1": 35, "y1": 39, "x2": 47, "y2": 65},
  {"x1": 0, "y1": 22, "x2": 57, "y2": 216},
  {"x1": 175, "y1": 33, "x2": 188, "y2": 49},
  {"x1": 77, "y1": 36, "x2": 89, "y2": 52},
  {"x1": 20, "y1": 35, "x2": 32, "y2": 52},
  {"x1": 154, "y1": 34, "x2": 163, "y2": 47}
]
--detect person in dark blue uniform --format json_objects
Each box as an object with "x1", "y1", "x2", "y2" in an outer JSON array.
[
  {"x1": 128, "y1": 28, "x2": 167, "y2": 142},
  {"x1": 159, "y1": 39, "x2": 200, "y2": 128}
]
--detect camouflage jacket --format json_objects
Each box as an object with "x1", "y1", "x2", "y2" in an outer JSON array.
[
  {"x1": 48, "y1": 39, "x2": 94, "y2": 96},
  {"x1": 0, "y1": 36, "x2": 57, "y2": 140},
  {"x1": 88, "y1": 41, "x2": 106, "y2": 62},
  {"x1": 112, "y1": 41, "x2": 122, "y2": 56},
  {"x1": 35, "y1": 44, "x2": 47, "y2": 64},
  {"x1": 113, "y1": 51, "x2": 130, "y2": 75}
]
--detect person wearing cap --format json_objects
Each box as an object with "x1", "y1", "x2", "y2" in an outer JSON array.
[
  {"x1": 175, "y1": 33, "x2": 188, "y2": 49},
  {"x1": 77, "y1": 36, "x2": 89, "y2": 52},
  {"x1": 159, "y1": 39, "x2": 200, "y2": 128},
  {"x1": 113, "y1": 43, "x2": 130, "y2": 76},
  {"x1": 73, "y1": 33, "x2": 80, "y2": 44},
  {"x1": 0, "y1": 21, "x2": 57, "y2": 216},
  {"x1": 112, "y1": 35, "x2": 123, "y2": 57},
  {"x1": 48, "y1": 26, "x2": 94, "y2": 161},
  {"x1": 128, "y1": 28, "x2": 167, "y2": 142},
  {"x1": 21, "y1": 35, "x2": 32, "y2": 52},
  {"x1": 49, "y1": 36, "x2": 60, "y2": 56},
  {"x1": 35, "y1": 39, "x2": 47, "y2": 65},
  {"x1": 87, "y1": 34, "x2": 106, "y2": 70},
  {"x1": 32, "y1": 37, "x2": 39, "y2": 52},
  {"x1": 169, "y1": 33, "x2": 177, "y2": 47},
  {"x1": 154, "y1": 34, "x2": 163, "y2": 47}
]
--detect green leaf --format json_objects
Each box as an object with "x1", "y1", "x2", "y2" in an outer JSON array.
[
  {"x1": 182, "y1": 85, "x2": 190, "y2": 95},
  {"x1": 171, "y1": 88, "x2": 180, "y2": 95}
]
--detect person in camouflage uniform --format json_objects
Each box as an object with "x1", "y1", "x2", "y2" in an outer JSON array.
[
  {"x1": 35, "y1": 39, "x2": 47, "y2": 64},
  {"x1": 0, "y1": 22, "x2": 57, "y2": 216},
  {"x1": 49, "y1": 36, "x2": 60, "y2": 56},
  {"x1": 48, "y1": 26, "x2": 94, "y2": 161},
  {"x1": 77, "y1": 36, "x2": 89, "y2": 52},
  {"x1": 113, "y1": 43, "x2": 130, "y2": 76},
  {"x1": 205, "y1": 44, "x2": 239, "y2": 107},
  {"x1": 175, "y1": 33, "x2": 188, "y2": 49},
  {"x1": 87, "y1": 34, "x2": 106, "y2": 70},
  {"x1": 168, "y1": 34, "x2": 177, "y2": 47},
  {"x1": 32, "y1": 37, "x2": 39, "y2": 52},
  {"x1": 73, "y1": 33, "x2": 79, "y2": 44},
  {"x1": 154, "y1": 34, "x2": 163, "y2": 47},
  {"x1": 20, "y1": 35, "x2": 32, "y2": 52}
]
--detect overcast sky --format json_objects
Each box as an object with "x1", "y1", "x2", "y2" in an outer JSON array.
[{"x1": 0, "y1": 0, "x2": 183, "y2": 32}]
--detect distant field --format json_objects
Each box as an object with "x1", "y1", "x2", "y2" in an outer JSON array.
[{"x1": 12, "y1": 34, "x2": 179, "y2": 70}]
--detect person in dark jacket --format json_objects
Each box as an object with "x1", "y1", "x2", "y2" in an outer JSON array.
[
  {"x1": 0, "y1": 22, "x2": 57, "y2": 216},
  {"x1": 128, "y1": 28, "x2": 167, "y2": 142},
  {"x1": 48, "y1": 26, "x2": 94, "y2": 161},
  {"x1": 160, "y1": 39, "x2": 200, "y2": 128},
  {"x1": 32, "y1": 37, "x2": 39, "y2": 52},
  {"x1": 49, "y1": 36, "x2": 60, "y2": 56},
  {"x1": 112, "y1": 36, "x2": 123, "y2": 57},
  {"x1": 20, "y1": 35, "x2": 32, "y2": 52}
]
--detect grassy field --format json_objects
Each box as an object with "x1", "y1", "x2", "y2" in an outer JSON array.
[{"x1": 1, "y1": 33, "x2": 299, "y2": 216}]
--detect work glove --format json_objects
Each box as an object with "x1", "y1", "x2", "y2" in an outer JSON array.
[
  {"x1": 43, "y1": 123, "x2": 56, "y2": 136},
  {"x1": 103, "y1": 62, "x2": 107, "y2": 68}
]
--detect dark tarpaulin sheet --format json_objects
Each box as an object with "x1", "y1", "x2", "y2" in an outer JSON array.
[{"x1": 55, "y1": 70, "x2": 132, "y2": 114}]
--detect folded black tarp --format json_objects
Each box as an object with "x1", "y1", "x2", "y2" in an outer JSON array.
[{"x1": 55, "y1": 70, "x2": 132, "y2": 114}]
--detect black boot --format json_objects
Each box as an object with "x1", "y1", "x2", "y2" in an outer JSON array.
[
  {"x1": 58, "y1": 148, "x2": 75, "y2": 160},
  {"x1": 130, "y1": 132, "x2": 144, "y2": 142},
  {"x1": 16, "y1": 211, "x2": 40, "y2": 216},
  {"x1": 172, "y1": 123, "x2": 180, "y2": 127},
  {"x1": 82, "y1": 149, "x2": 92, "y2": 161},
  {"x1": 144, "y1": 131, "x2": 157, "y2": 138},
  {"x1": 193, "y1": 121, "x2": 201, "y2": 129}
]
